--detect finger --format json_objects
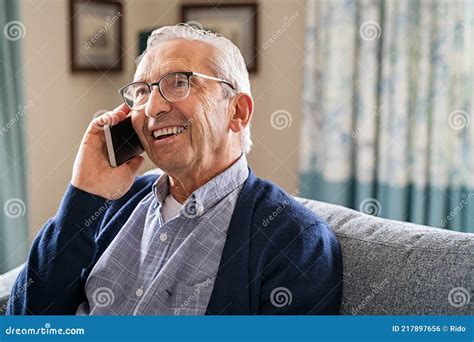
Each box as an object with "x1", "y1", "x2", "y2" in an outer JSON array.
[
  {"x1": 120, "y1": 155, "x2": 144, "y2": 175},
  {"x1": 97, "y1": 111, "x2": 127, "y2": 126},
  {"x1": 93, "y1": 103, "x2": 130, "y2": 125},
  {"x1": 90, "y1": 110, "x2": 128, "y2": 134},
  {"x1": 93, "y1": 103, "x2": 129, "y2": 122},
  {"x1": 113, "y1": 103, "x2": 130, "y2": 115}
]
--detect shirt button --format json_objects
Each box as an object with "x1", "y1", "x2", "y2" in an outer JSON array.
[
  {"x1": 160, "y1": 233, "x2": 168, "y2": 241},
  {"x1": 136, "y1": 288, "x2": 144, "y2": 297}
]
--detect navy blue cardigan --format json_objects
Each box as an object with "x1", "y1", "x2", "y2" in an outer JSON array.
[{"x1": 7, "y1": 168, "x2": 342, "y2": 315}]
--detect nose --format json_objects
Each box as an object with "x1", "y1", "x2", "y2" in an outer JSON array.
[{"x1": 144, "y1": 88, "x2": 171, "y2": 119}]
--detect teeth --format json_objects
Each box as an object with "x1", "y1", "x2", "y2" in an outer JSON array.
[{"x1": 153, "y1": 126, "x2": 186, "y2": 139}]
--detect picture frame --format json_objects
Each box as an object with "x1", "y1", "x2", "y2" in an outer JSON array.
[
  {"x1": 181, "y1": 3, "x2": 259, "y2": 73},
  {"x1": 69, "y1": 0, "x2": 123, "y2": 72}
]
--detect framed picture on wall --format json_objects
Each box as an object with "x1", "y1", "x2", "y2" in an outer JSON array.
[
  {"x1": 69, "y1": 0, "x2": 123, "y2": 72},
  {"x1": 181, "y1": 3, "x2": 259, "y2": 73}
]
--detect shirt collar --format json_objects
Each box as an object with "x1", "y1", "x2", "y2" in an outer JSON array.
[{"x1": 151, "y1": 153, "x2": 249, "y2": 218}]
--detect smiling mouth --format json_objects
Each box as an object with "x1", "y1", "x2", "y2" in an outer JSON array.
[{"x1": 152, "y1": 125, "x2": 188, "y2": 141}]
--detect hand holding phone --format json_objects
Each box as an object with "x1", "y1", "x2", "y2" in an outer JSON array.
[
  {"x1": 71, "y1": 104, "x2": 145, "y2": 200},
  {"x1": 104, "y1": 115, "x2": 145, "y2": 168}
]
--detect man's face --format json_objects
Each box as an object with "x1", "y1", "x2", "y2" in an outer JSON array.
[{"x1": 131, "y1": 39, "x2": 232, "y2": 174}]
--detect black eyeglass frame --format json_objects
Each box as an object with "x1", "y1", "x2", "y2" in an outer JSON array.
[{"x1": 118, "y1": 71, "x2": 236, "y2": 109}]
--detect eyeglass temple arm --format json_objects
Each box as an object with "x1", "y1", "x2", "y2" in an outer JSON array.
[{"x1": 192, "y1": 72, "x2": 236, "y2": 90}]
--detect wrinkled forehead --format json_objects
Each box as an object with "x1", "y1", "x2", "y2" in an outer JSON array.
[{"x1": 134, "y1": 39, "x2": 216, "y2": 82}]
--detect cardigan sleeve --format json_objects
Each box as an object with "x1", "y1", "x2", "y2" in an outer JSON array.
[
  {"x1": 6, "y1": 184, "x2": 111, "y2": 315},
  {"x1": 258, "y1": 220, "x2": 343, "y2": 314}
]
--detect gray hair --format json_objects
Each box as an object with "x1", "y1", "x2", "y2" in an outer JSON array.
[{"x1": 136, "y1": 24, "x2": 253, "y2": 154}]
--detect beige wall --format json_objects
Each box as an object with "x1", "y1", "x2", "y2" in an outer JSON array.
[{"x1": 20, "y1": 0, "x2": 306, "y2": 239}]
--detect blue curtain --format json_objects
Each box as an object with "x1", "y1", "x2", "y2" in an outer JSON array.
[
  {"x1": 300, "y1": 0, "x2": 473, "y2": 232},
  {"x1": 0, "y1": 0, "x2": 29, "y2": 272}
]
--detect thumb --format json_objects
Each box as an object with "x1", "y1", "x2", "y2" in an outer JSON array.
[{"x1": 123, "y1": 156, "x2": 145, "y2": 175}]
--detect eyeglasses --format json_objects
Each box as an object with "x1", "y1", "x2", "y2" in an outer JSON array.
[{"x1": 118, "y1": 71, "x2": 235, "y2": 110}]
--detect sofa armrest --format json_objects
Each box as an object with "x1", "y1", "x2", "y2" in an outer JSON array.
[{"x1": 0, "y1": 264, "x2": 24, "y2": 315}]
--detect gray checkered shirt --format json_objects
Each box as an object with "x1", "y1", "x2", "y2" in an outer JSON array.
[{"x1": 76, "y1": 154, "x2": 248, "y2": 315}]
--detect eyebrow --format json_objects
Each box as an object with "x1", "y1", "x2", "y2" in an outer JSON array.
[{"x1": 133, "y1": 73, "x2": 149, "y2": 82}]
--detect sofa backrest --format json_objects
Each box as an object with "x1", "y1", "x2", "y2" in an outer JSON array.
[{"x1": 295, "y1": 197, "x2": 473, "y2": 315}]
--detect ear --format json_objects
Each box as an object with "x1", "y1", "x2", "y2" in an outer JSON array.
[{"x1": 228, "y1": 93, "x2": 253, "y2": 133}]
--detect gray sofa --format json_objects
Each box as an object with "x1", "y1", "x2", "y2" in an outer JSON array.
[{"x1": 1, "y1": 196, "x2": 472, "y2": 315}]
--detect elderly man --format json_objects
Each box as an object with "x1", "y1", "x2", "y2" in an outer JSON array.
[{"x1": 7, "y1": 25, "x2": 342, "y2": 315}]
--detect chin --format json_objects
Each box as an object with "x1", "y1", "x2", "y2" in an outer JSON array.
[{"x1": 150, "y1": 152, "x2": 190, "y2": 173}]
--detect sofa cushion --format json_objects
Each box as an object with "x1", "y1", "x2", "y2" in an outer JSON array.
[
  {"x1": 0, "y1": 264, "x2": 24, "y2": 315},
  {"x1": 295, "y1": 197, "x2": 473, "y2": 315}
]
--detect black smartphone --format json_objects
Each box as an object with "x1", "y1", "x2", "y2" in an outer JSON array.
[{"x1": 104, "y1": 116, "x2": 144, "y2": 167}]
